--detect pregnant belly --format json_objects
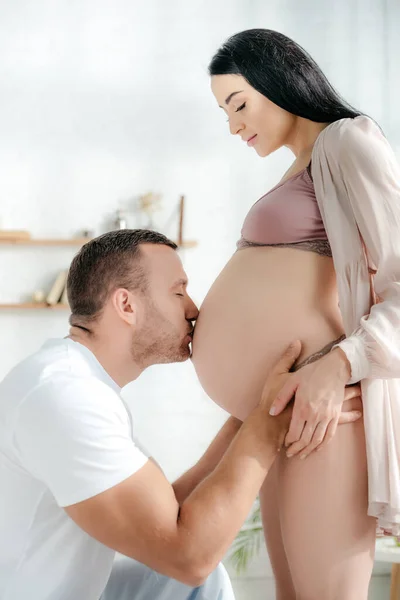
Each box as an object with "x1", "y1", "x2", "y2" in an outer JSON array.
[{"x1": 191, "y1": 246, "x2": 345, "y2": 421}]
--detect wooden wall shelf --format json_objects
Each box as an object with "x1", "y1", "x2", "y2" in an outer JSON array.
[
  {"x1": 0, "y1": 303, "x2": 69, "y2": 310},
  {"x1": 0, "y1": 232, "x2": 197, "y2": 312},
  {"x1": 0, "y1": 238, "x2": 91, "y2": 246},
  {"x1": 177, "y1": 241, "x2": 198, "y2": 249}
]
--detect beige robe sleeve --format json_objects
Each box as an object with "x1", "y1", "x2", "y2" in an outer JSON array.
[{"x1": 332, "y1": 116, "x2": 400, "y2": 382}]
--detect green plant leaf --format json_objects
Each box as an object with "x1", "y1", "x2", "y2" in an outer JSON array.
[{"x1": 228, "y1": 501, "x2": 263, "y2": 575}]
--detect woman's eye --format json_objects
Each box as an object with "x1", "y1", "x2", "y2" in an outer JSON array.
[
  {"x1": 226, "y1": 102, "x2": 246, "y2": 122},
  {"x1": 176, "y1": 293, "x2": 184, "y2": 298}
]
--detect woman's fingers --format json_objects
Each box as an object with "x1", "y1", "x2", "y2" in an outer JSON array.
[
  {"x1": 285, "y1": 421, "x2": 315, "y2": 457},
  {"x1": 299, "y1": 420, "x2": 330, "y2": 458},
  {"x1": 286, "y1": 410, "x2": 362, "y2": 459},
  {"x1": 284, "y1": 409, "x2": 308, "y2": 448},
  {"x1": 317, "y1": 417, "x2": 339, "y2": 451}
]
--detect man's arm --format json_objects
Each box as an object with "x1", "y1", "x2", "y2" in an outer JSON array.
[
  {"x1": 66, "y1": 408, "x2": 283, "y2": 586},
  {"x1": 64, "y1": 343, "x2": 301, "y2": 586},
  {"x1": 172, "y1": 415, "x2": 242, "y2": 504}
]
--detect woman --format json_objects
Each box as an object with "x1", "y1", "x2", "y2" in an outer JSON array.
[{"x1": 191, "y1": 29, "x2": 400, "y2": 599}]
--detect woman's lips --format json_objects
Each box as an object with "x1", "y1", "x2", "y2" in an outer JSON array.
[{"x1": 247, "y1": 134, "x2": 257, "y2": 147}]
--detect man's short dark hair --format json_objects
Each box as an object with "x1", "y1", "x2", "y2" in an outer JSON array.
[{"x1": 67, "y1": 229, "x2": 177, "y2": 326}]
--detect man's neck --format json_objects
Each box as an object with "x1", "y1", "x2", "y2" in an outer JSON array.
[{"x1": 67, "y1": 327, "x2": 143, "y2": 387}]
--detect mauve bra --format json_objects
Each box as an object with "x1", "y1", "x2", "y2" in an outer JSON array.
[{"x1": 237, "y1": 165, "x2": 332, "y2": 257}]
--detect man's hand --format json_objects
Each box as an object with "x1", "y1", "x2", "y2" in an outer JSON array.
[
  {"x1": 259, "y1": 341, "x2": 302, "y2": 413},
  {"x1": 250, "y1": 341, "x2": 303, "y2": 448}
]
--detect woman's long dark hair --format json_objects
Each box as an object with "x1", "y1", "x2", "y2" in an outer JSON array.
[{"x1": 209, "y1": 29, "x2": 362, "y2": 123}]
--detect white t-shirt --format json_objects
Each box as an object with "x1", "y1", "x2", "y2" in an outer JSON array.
[{"x1": 0, "y1": 338, "x2": 148, "y2": 600}]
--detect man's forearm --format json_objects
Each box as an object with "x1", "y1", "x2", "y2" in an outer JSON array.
[
  {"x1": 175, "y1": 408, "x2": 282, "y2": 576},
  {"x1": 172, "y1": 416, "x2": 242, "y2": 504}
]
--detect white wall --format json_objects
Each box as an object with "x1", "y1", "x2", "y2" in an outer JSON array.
[{"x1": 0, "y1": 1, "x2": 399, "y2": 596}]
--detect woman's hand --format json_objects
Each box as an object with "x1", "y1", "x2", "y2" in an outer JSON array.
[{"x1": 268, "y1": 348, "x2": 360, "y2": 459}]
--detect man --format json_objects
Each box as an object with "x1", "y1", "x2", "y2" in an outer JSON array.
[{"x1": 0, "y1": 229, "x2": 361, "y2": 600}]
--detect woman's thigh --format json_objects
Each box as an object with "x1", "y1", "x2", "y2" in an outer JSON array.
[
  {"x1": 260, "y1": 462, "x2": 296, "y2": 600},
  {"x1": 277, "y1": 412, "x2": 376, "y2": 600}
]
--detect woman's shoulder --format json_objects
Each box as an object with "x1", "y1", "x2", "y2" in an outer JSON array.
[
  {"x1": 314, "y1": 115, "x2": 387, "y2": 168},
  {"x1": 319, "y1": 115, "x2": 383, "y2": 151}
]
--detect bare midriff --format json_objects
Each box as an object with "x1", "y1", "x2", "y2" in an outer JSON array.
[{"x1": 191, "y1": 246, "x2": 345, "y2": 421}]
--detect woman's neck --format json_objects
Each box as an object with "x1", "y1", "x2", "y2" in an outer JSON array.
[{"x1": 286, "y1": 118, "x2": 330, "y2": 159}]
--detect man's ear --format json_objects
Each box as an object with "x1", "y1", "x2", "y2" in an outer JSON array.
[{"x1": 111, "y1": 288, "x2": 138, "y2": 326}]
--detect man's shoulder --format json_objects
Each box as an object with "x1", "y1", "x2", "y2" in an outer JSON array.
[
  {"x1": 0, "y1": 338, "x2": 121, "y2": 420},
  {"x1": 23, "y1": 374, "x2": 123, "y2": 423},
  {"x1": 2, "y1": 338, "x2": 81, "y2": 392}
]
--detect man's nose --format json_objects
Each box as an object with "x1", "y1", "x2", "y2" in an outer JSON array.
[{"x1": 186, "y1": 297, "x2": 199, "y2": 322}]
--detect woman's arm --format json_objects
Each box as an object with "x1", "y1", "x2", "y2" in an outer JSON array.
[
  {"x1": 268, "y1": 116, "x2": 400, "y2": 458},
  {"x1": 334, "y1": 116, "x2": 400, "y2": 383}
]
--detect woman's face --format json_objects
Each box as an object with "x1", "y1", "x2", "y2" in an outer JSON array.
[{"x1": 211, "y1": 74, "x2": 296, "y2": 157}]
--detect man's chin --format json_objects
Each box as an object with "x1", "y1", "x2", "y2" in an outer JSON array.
[
  {"x1": 178, "y1": 346, "x2": 191, "y2": 361},
  {"x1": 155, "y1": 346, "x2": 191, "y2": 364},
  {"x1": 178, "y1": 341, "x2": 192, "y2": 361}
]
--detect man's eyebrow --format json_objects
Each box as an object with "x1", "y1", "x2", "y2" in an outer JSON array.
[
  {"x1": 172, "y1": 278, "x2": 188, "y2": 287},
  {"x1": 219, "y1": 90, "x2": 243, "y2": 108}
]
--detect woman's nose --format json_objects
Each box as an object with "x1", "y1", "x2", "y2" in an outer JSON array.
[{"x1": 229, "y1": 117, "x2": 243, "y2": 136}]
